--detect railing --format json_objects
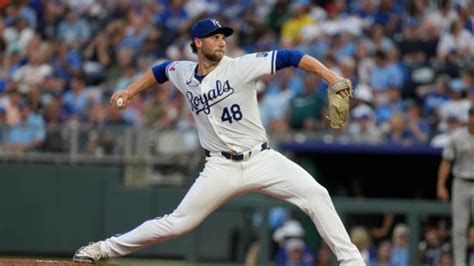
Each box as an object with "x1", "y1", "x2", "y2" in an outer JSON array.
[
  {"x1": 0, "y1": 123, "x2": 203, "y2": 186},
  {"x1": 0, "y1": 124, "x2": 443, "y2": 158}
]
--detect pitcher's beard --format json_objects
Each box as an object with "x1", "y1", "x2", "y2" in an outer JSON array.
[{"x1": 203, "y1": 50, "x2": 224, "y2": 62}]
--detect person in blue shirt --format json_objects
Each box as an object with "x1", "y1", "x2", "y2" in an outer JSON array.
[
  {"x1": 7, "y1": 100, "x2": 45, "y2": 154},
  {"x1": 389, "y1": 224, "x2": 409, "y2": 266}
]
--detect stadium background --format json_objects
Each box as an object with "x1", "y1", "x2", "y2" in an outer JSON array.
[{"x1": 0, "y1": 0, "x2": 473, "y2": 265}]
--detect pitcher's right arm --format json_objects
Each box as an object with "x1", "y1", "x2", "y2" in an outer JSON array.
[{"x1": 110, "y1": 62, "x2": 171, "y2": 109}]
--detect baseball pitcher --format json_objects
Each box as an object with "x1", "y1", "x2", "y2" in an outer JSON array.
[{"x1": 73, "y1": 18, "x2": 364, "y2": 265}]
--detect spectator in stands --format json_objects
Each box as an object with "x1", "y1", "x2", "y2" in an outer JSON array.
[
  {"x1": 397, "y1": 18, "x2": 431, "y2": 76},
  {"x1": 437, "y1": 106, "x2": 474, "y2": 266},
  {"x1": 280, "y1": 0, "x2": 315, "y2": 47},
  {"x1": 39, "y1": 1, "x2": 66, "y2": 40},
  {"x1": 314, "y1": 242, "x2": 331, "y2": 266},
  {"x1": 338, "y1": 56, "x2": 358, "y2": 84},
  {"x1": 460, "y1": 69, "x2": 474, "y2": 92},
  {"x1": 349, "y1": 226, "x2": 376, "y2": 265},
  {"x1": 375, "y1": 87, "x2": 403, "y2": 133},
  {"x1": 2, "y1": 16, "x2": 34, "y2": 55},
  {"x1": 403, "y1": 99, "x2": 431, "y2": 144},
  {"x1": 57, "y1": 8, "x2": 91, "y2": 49},
  {"x1": 348, "y1": 104, "x2": 383, "y2": 144},
  {"x1": 355, "y1": 40, "x2": 375, "y2": 85},
  {"x1": 50, "y1": 40, "x2": 82, "y2": 82},
  {"x1": 438, "y1": 250, "x2": 453, "y2": 266},
  {"x1": 430, "y1": 114, "x2": 463, "y2": 148},
  {"x1": 155, "y1": 0, "x2": 189, "y2": 45},
  {"x1": 437, "y1": 78, "x2": 471, "y2": 132},
  {"x1": 273, "y1": 219, "x2": 314, "y2": 266},
  {"x1": 386, "y1": 112, "x2": 414, "y2": 146},
  {"x1": 426, "y1": 0, "x2": 458, "y2": 35},
  {"x1": 7, "y1": 100, "x2": 45, "y2": 154},
  {"x1": 369, "y1": 240, "x2": 391, "y2": 266},
  {"x1": 373, "y1": 0, "x2": 402, "y2": 36},
  {"x1": 370, "y1": 50, "x2": 403, "y2": 107},
  {"x1": 354, "y1": 0, "x2": 377, "y2": 26},
  {"x1": 328, "y1": 34, "x2": 357, "y2": 63},
  {"x1": 367, "y1": 25, "x2": 395, "y2": 53},
  {"x1": 279, "y1": 238, "x2": 313, "y2": 266},
  {"x1": 418, "y1": 225, "x2": 450, "y2": 266},
  {"x1": 416, "y1": 75, "x2": 451, "y2": 126},
  {"x1": 259, "y1": 68, "x2": 297, "y2": 130},
  {"x1": 287, "y1": 74, "x2": 325, "y2": 130},
  {"x1": 266, "y1": 0, "x2": 290, "y2": 37},
  {"x1": 142, "y1": 82, "x2": 172, "y2": 128},
  {"x1": 3, "y1": 85, "x2": 22, "y2": 125},
  {"x1": 83, "y1": 32, "x2": 114, "y2": 83},
  {"x1": 63, "y1": 72, "x2": 100, "y2": 118},
  {"x1": 12, "y1": 48, "x2": 53, "y2": 94},
  {"x1": 41, "y1": 100, "x2": 65, "y2": 153},
  {"x1": 437, "y1": 20, "x2": 474, "y2": 62},
  {"x1": 389, "y1": 223, "x2": 409, "y2": 266}
]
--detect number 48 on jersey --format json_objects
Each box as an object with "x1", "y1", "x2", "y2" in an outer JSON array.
[{"x1": 221, "y1": 104, "x2": 242, "y2": 123}]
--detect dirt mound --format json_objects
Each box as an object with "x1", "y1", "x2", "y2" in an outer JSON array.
[{"x1": 0, "y1": 259, "x2": 117, "y2": 266}]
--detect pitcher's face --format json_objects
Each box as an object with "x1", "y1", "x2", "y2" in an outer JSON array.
[{"x1": 196, "y1": 33, "x2": 226, "y2": 62}]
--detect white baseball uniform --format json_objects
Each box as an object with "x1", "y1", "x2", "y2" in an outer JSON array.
[{"x1": 99, "y1": 51, "x2": 364, "y2": 265}]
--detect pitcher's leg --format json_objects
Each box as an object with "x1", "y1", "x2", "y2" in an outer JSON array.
[
  {"x1": 249, "y1": 151, "x2": 364, "y2": 265},
  {"x1": 452, "y1": 179, "x2": 471, "y2": 266},
  {"x1": 101, "y1": 158, "x2": 244, "y2": 257}
]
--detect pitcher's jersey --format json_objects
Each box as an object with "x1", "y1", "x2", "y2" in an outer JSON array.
[{"x1": 165, "y1": 51, "x2": 277, "y2": 153}]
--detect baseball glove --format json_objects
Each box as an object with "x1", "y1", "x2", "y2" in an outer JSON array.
[{"x1": 327, "y1": 78, "x2": 352, "y2": 129}]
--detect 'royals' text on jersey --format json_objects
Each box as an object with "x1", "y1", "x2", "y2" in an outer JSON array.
[{"x1": 165, "y1": 51, "x2": 277, "y2": 153}]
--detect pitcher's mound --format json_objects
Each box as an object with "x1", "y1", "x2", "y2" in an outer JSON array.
[{"x1": 0, "y1": 259, "x2": 117, "y2": 265}]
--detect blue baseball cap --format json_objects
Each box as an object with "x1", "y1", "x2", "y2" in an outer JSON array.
[{"x1": 191, "y1": 18, "x2": 233, "y2": 39}]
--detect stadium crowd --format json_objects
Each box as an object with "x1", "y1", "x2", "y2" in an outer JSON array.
[
  {"x1": 0, "y1": 0, "x2": 473, "y2": 154},
  {"x1": 0, "y1": 0, "x2": 474, "y2": 264}
]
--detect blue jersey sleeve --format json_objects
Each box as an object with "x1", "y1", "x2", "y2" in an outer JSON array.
[
  {"x1": 275, "y1": 49, "x2": 304, "y2": 71},
  {"x1": 151, "y1": 61, "x2": 172, "y2": 84}
]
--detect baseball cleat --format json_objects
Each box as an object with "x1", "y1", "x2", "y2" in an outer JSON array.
[{"x1": 73, "y1": 241, "x2": 105, "y2": 263}]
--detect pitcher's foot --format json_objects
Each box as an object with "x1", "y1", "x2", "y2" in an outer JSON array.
[{"x1": 73, "y1": 241, "x2": 106, "y2": 263}]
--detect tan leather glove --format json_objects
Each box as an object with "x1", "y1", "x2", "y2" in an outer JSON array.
[{"x1": 327, "y1": 78, "x2": 352, "y2": 129}]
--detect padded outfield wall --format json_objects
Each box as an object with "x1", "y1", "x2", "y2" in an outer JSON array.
[{"x1": 0, "y1": 164, "x2": 246, "y2": 261}]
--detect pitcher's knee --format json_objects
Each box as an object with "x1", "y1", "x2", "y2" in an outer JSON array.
[
  {"x1": 162, "y1": 214, "x2": 197, "y2": 236},
  {"x1": 141, "y1": 214, "x2": 197, "y2": 239},
  {"x1": 312, "y1": 184, "x2": 330, "y2": 199},
  {"x1": 171, "y1": 220, "x2": 195, "y2": 236}
]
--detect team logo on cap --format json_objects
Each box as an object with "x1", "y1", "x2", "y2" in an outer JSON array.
[{"x1": 211, "y1": 19, "x2": 221, "y2": 27}]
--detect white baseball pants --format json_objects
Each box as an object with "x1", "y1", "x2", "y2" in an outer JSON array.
[{"x1": 101, "y1": 149, "x2": 364, "y2": 265}]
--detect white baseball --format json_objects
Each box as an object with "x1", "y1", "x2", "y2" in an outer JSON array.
[{"x1": 116, "y1": 97, "x2": 124, "y2": 107}]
